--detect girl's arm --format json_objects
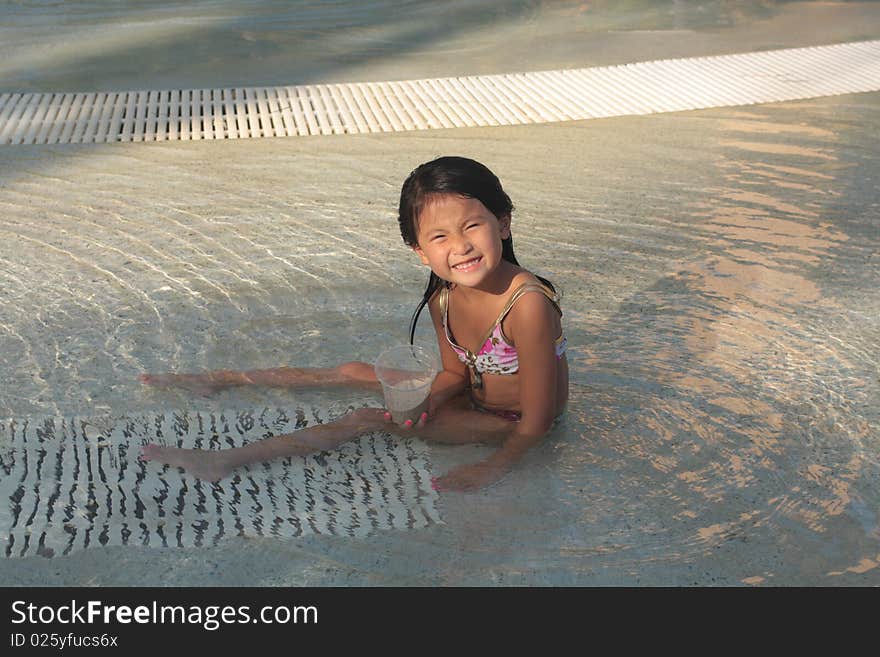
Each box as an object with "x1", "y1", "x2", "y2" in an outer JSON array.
[
  {"x1": 493, "y1": 289, "x2": 560, "y2": 464},
  {"x1": 435, "y1": 290, "x2": 560, "y2": 490},
  {"x1": 495, "y1": 292, "x2": 560, "y2": 458}
]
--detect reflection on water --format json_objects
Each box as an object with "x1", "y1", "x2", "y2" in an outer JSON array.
[
  {"x1": 0, "y1": 91, "x2": 878, "y2": 583},
  {"x1": 557, "y1": 99, "x2": 879, "y2": 583}
]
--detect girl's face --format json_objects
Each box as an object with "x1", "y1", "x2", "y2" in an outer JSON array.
[{"x1": 412, "y1": 194, "x2": 511, "y2": 288}]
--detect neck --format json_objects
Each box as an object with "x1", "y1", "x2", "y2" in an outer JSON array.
[{"x1": 453, "y1": 260, "x2": 520, "y2": 300}]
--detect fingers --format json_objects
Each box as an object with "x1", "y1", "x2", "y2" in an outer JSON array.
[
  {"x1": 432, "y1": 463, "x2": 502, "y2": 493},
  {"x1": 407, "y1": 412, "x2": 428, "y2": 428},
  {"x1": 382, "y1": 411, "x2": 429, "y2": 429}
]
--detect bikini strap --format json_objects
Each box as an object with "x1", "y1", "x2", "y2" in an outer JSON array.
[
  {"x1": 438, "y1": 284, "x2": 450, "y2": 331},
  {"x1": 442, "y1": 281, "x2": 562, "y2": 349},
  {"x1": 439, "y1": 283, "x2": 484, "y2": 389},
  {"x1": 493, "y1": 282, "x2": 562, "y2": 328},
  {"x1": 438, "y1": 283, "x2": 463, "y2": 351}
]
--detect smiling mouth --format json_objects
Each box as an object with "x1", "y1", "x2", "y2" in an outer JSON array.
[{"x1": 452, "y1": 256, "x2": 482, "y2": 270}]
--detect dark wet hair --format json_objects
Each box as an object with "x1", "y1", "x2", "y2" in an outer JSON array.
[{"x1": 398, "y1": 155, "x2": 555, "y2": 344}]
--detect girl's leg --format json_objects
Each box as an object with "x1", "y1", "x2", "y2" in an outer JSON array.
[
  {"x1": 412, "y1": 400, "x2": 514, "y2": 446},
  {"x1": 140, "y1": 406, "x2": 388, "y2": 482},
  {"x1": 139, "y1": 361, "x2": 381, "y2": 395},
  {"x1": 139, "y1": 395, "x2": 516, "y2": 482}
]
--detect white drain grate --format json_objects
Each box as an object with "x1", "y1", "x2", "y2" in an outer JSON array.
[{"x1": 1, "y1": 40, "x2": 879, "y2": 145}]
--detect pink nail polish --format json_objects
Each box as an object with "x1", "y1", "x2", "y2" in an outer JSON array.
[{"x1": 404, "y1": 419, "x2": 413, "y2": 427}]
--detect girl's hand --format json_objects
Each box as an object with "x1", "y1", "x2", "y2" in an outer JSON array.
[
  {"x1": 431, "y1": 459, "x2": 511, "y2": 493},
  {"x1": 382, "y1": 410, "x2": 430, "y2": 430},
  {"x1": 382, "y1": 396, "x2": 435, "y2": 430}
]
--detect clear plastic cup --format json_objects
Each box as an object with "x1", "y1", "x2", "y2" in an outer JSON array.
[{"x1": 374, "y1": 344, "x2": 439, "y2": 425}]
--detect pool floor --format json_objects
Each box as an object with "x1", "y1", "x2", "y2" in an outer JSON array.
[{"x1": 1, "y1": 89, "x2": 878, "y2": 584}]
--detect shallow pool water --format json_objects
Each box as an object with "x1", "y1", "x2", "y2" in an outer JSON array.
[{"x1": 0, "y1": 1, "x2": 879, "y2": 585}]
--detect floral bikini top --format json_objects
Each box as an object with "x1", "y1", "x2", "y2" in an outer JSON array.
[{"x1": 439, "y1": 281, "x2": 567, "y2": 389}]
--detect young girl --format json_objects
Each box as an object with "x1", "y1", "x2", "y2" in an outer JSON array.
[{"x1": 140, "y1": 156, "x2": 568, "y2": 492}]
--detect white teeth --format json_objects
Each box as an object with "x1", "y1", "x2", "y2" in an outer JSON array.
[{"x1": 454, "y1": 257, "x2": 480, "y2": 269}]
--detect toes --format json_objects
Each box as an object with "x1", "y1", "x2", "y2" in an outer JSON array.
[{"x1": 139, "y1": 443, "x2": 160, "y2": 461}]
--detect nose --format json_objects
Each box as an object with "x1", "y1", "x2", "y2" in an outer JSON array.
[{"x1": 450, "y1": 233, "x2": 473, "y2": 255}]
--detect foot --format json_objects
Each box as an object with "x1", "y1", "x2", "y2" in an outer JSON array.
[
  {"x1": 431, "y1": 459, "x2": 511, "y2": 492},
  {"x1": 139, "y1": 443, "x2": 233, "y2": 482},
  {"x1": 138, "y1": 372, "x2": 230, "y2": 396}
]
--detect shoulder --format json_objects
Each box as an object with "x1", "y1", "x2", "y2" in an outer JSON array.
[
  {"x1": 510, "y1": 270, "x2": 538, "y2": 287},
  {"x1": 507, "y1": 286, "x2": 558, "y2": 322},
  {"x1": 507, "y1": 271, "x2": 558, "y2": 309},
  {"x1": 503, "y1": 275, "x2": 560, "y2": 342}
]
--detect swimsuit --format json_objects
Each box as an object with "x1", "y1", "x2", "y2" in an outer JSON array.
[
  {"x1": 472, "y1": 402, "x2": 527, "y2": 423},
  {"x1": 472, "y1": 402, "x2": 566, "y2": 424},
  {"x1": 438, "y1": 281, "x2": 567, "y2": 391}
]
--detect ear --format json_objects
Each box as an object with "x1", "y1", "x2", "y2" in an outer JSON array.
[
  {"x1": 499, "y1": 214, "x2": 512, "y2": 239},
  {"x1": 412, "y1": 244, "x2": 431, "y2": 266}
]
